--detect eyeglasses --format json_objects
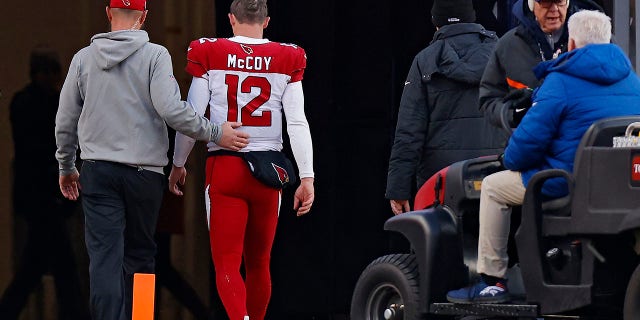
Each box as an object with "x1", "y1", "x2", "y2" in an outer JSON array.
[{"x1": 535, "y1": 0, "x2": 567, "y2": 8}]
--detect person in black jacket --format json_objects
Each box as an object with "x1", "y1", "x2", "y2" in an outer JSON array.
[
  {"x1": 480, "y1": 0, "x2": 603, "y2": 127},
  {"x1": 386, "y1": 0, "x2": 507, "y2": 215}
]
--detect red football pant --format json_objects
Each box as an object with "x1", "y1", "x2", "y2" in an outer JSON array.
[{"x1": 205, "y1": 155, "x2": 280, "y2": 320}]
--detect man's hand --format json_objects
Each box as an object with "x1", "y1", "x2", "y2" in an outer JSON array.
[
  {"x1": 503, "y1": 87, "x2": 533, "y2": 109},
  {"x1": 217, "y1": 122, "x2": 250, "y2": 151},
  {"x1": 503, "y1": 88, "x2": 534, "y2": 126},
  {"x1": 390, "y1": 199, "x2": 410, "y2": 215},
  {"x1": 59, "y1": 170, "x2": 80, "y2": 201},
  {"x1": 168, "y1": 165, "x2": 187, "y2": 196},
  {"x1": 293, "y1": 177, "x2": 314, "y2": 216}
]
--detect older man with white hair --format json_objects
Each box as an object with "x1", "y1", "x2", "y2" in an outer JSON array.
[
  {"x1": 479, "y1": 0, "x2": 603, "y2": 128},
  {"x1": 447, "y1": 10, "x2": 640, "y2": 304}
]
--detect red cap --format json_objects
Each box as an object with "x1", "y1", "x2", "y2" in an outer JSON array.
[{"x1": 110, "y1": 0, "x2": 146, "y2": 11}]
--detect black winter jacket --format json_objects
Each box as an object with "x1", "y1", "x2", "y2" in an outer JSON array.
[
  {"x1": 479, "y1": 0, "x2": 604, "y2": 126},
  {"x1": 386, "y1": 23, "x2": 508, "y2": 200}
]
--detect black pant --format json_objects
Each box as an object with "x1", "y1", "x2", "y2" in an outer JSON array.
[{"x1": 80, "y1": 160, "x2": 164, "y2": 320}]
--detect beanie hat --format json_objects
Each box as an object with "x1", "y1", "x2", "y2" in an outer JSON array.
[
  {"x1": 528, "y1": 0, "x2": 570, "y2": 11},
  {"x1": 431, "y1": 0, "x2": 476, "y2": 27},
  {"x1": 110, "y1": 0, "x2": 146, "y2": 11}
]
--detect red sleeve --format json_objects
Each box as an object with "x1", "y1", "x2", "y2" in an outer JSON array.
[
  {"x1": 185, "y1": 39, "x2": 213, "y2": 78},
  {"x1": 289, "y1": 47, "x2": 307, "y2": 83}
]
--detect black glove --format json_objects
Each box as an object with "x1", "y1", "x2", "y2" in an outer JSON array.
[{"x1": 503, "y1": 88, "x2": 533, "y2": 126}]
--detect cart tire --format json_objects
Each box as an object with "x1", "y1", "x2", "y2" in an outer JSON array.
[
  {"x1": 350, "y1": 254, "x2": 422, "y2": 320},
  {"x1": 624, "y1": 264, "x2": 640, "y2": 320}
]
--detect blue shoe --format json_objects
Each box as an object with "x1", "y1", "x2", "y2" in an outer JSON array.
[{"x1": 446, "y1": 279, "x2": 510, "y2": 304}]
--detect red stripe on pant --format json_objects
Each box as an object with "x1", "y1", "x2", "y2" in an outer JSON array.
[{"x1": 205, "y1": 155, "x2": 280, "y2": 320}]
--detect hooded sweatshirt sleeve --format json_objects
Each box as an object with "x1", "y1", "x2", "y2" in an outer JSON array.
[
  {"x1": 172, "y1": 77, "x2": 209, "y2": 167},
  {"x1": 149, "y1": 48, "x2": 221, "y2": 142},
  {"x1": 55, "y1": 54, "x2": 83, "y2": 175}
]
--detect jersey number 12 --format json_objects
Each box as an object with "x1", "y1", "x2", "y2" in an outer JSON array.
[{"x1": 225, "y1": 74, "x2": 272, "y2": 127}]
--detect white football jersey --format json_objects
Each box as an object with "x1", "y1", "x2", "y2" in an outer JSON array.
[{"x1": 186, "y1": 36, "x2": 307, "y2": 152}]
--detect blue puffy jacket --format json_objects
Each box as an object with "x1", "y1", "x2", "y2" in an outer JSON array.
[{"x1": 503, "y1": 44, "x2": 640, "y2": 197}]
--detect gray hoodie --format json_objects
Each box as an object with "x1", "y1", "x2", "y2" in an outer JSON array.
[{"x1": 55, "y1": 30, "x2": 219, "y2": 174}]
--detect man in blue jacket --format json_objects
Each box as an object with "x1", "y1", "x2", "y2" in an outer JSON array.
[{"x1": 447, "y1": 10, "x2": 640, "y2": 304}]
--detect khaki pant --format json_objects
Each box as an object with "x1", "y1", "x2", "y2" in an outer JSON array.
[{"x1": 477, "y1": 170, "x2": 526, "y2": 279}]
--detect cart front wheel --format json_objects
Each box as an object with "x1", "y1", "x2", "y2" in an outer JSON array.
[{"x1": 351, "y1": 254, "x2": 422, "y2": 320}]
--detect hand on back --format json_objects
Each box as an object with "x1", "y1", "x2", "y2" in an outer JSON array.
[{"x1": 218, "y1": 122, "x2": 250, "y2": 151}]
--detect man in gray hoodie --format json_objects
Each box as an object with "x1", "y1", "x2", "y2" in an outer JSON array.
[{"x1": 54, "y1": 1, "x2": 249, "y2": 319}]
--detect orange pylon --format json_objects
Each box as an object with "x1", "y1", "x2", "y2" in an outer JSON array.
[{"x1": 132, "y1": 273, "x2": 155, "y2": 320}]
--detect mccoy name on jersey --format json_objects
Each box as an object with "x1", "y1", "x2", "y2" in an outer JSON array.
[{"x1": 186, "y1": 36, "x2": 307, "y2": 152}]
